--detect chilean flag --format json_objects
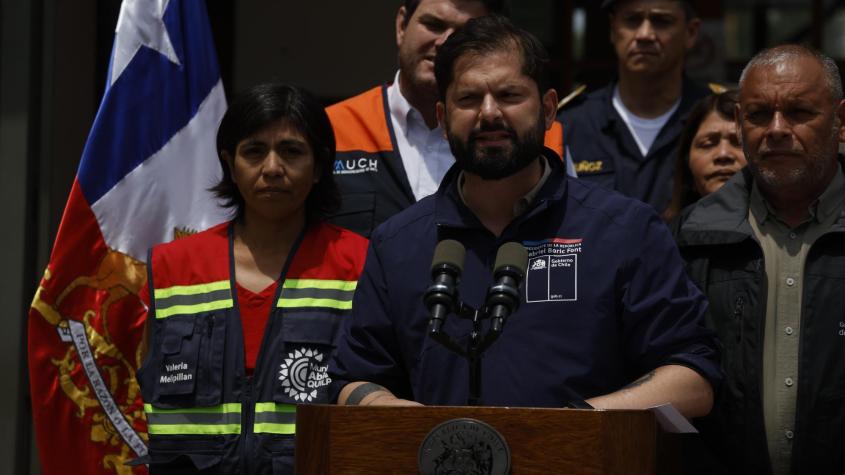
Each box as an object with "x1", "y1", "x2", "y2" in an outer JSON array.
[{"x1": 28, "y1": 1, "x2": 229, "y2": 473}]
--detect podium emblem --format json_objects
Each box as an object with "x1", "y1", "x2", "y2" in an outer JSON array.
[{"x1": 418, "y1": 418, "x2": 511, "y2": 475}]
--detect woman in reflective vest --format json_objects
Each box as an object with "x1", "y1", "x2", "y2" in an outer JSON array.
[{"x1": 135, "y1": 83, "x2": 369, "y2": 474}]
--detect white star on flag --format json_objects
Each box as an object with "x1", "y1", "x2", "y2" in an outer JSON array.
[{"x1": 111, "y1": 0, "x2": 181, "y2": 85}]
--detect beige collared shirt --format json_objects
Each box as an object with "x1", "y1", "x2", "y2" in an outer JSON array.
[
  {"x1": 748, "y1": 167, "x2": 845, "y2": 475},
  {"x1": 457, "y1": 156, "x2": 551, "y2": 218}
]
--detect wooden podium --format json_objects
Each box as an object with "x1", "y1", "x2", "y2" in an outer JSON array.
[{"x1": 295, "y1": 405, "x2": 682, "y2": 474}]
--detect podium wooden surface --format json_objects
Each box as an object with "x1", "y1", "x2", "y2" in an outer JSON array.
[{"x1": 296, "y1": 405, "x2": 681, "y2": 474}]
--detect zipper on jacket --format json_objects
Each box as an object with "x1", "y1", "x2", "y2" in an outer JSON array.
[
  {"x1": 203, "y1": 317, "x2": 214, "y2": 388},
  {"x1": 240, "y1": 377, "x2": 254, "y2": 474},
  {"x1": 733, "y1": 295, "x2": 745, "y2": 343}
]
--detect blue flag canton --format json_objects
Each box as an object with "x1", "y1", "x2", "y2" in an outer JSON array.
[{"x1": 78, "y1": 0, "x2": 221, "y2": 205}]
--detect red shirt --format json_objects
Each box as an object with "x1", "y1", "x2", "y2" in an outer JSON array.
[{"x1": 236, "y1": 281, "x2": 278, "y2": 376}]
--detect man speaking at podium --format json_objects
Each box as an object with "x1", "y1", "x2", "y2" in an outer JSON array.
[{"x1": 329, "y1": 15, "x2": 720, "y2": 418}]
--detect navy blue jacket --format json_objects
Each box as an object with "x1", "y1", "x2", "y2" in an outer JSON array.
[
  {"x1": 557, "y1": 79, "x2": 709, "y2": 214},
  {"x1": 329, "y1": 149, "x2": 721, "y2": 406}
]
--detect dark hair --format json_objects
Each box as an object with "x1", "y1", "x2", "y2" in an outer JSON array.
[
  {"x1": 663, "y1": 89, "x2": 739, "y2": 222},
  {"x1": 212, "y1": 83, "x2": 340, "y2": 221},
  {"x1": 401, "y1": 0, "x2": 506, "y2": 27},
  {"x1": 434, "y1": 15, "x2": 551, "y2": 101},
  {"x1": 605, "y1": 0, "x2": 697, "y2": 21}
]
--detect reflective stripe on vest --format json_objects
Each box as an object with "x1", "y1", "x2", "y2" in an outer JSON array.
[
  {"x1": 277, "y1": 279, "x2": 357, "y2": 311},
  {"x1": 253, "y1": 402, "x2": 296, "y2": 434},
  {"x1": 153, "y1": 280, "x2": 233, "y2": 319},
  {"x1": 144, "y1": 403, "x2": 242, "y2": 435}
]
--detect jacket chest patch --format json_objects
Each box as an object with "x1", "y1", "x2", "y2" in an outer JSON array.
[
  {"x1": 522, "y1": 238, "x2": 582, "y2": 303},
  {"x1": 334, "y1": 157, "x2": 379, "y2": 175},
  {"x1": 279, "y1": 347, "x2": 332, "y2": 402}
]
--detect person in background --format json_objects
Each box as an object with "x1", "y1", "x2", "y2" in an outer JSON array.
[
  {"x1": 325, "y1": 0, "x2": 569, "y2": 237},
  {"x1": 663, "y1": 89, "x2": 745, "y2": 222},
  {"x1": 330, "y1": 15, "x2": 719, "y2": 419},
  {"x1": 675, "y1": 45, "x2": 845, "y2": 474},
  {"x1": 558, "y1": 0, "x2": 707, "y2": 213},
  {"x1": 135, "y1": 84, "x2": 368, "y2": 474}
]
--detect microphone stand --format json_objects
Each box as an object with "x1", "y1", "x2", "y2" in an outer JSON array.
[
  {"x1": 431, "y1": 304, "x2": 594, "y2": 409},
  {"x1": 467, "y1": 306, "x2": 484, "y2": 406},
  {"x1": 428, "y1": 301, "x2": 504, "y2": 406}
]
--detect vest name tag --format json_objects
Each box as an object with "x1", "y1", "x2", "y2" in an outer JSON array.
[{"x1": 160, "y1": 360, "x2": 195, "y2": 387}]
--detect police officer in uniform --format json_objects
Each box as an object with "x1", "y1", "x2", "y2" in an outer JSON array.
[{"x1": 558, "y1": 0, "x2": 708, "y2": 214}]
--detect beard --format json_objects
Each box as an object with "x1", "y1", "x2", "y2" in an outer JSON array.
[
  {"x1": 749, "y1": 158, "x2": 831, "y2": 189},
  {"x1": 447, "y1": 114, "x2": 546, "y2": 180},
  {"x1": 746, "y1": 126, "x2": 840, "y2": 190}
]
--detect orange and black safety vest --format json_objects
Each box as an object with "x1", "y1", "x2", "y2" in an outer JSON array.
[
  {"x1": 326, "y1": 84, "x2": 564, "y2": 237},
  {"x1": 136, "y1": 220, "x2": 367, "y2": 474}
]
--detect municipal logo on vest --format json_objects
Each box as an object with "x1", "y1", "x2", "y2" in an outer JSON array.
[
  {"x1": 334, "y1": 157, "x2": 378, "y2": 175},
  {"x1": 279, "y1": 347, "x2": 331, "y2": 402}
]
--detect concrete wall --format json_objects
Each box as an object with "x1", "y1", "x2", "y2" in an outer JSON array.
[
  {"x1": 233, "y1": 0, "x2": 398, "y2": 99},
  {"x1": 1, "y1": 1, "x2": 39, "y2": 473},
  {"x1": 1, "y1": 0, "x2": 97, "y2": 472}
]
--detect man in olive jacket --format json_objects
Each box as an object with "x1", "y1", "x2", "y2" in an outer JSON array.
[{"x1": 675, "y1": 44, "x2": 845, "y2": 474}]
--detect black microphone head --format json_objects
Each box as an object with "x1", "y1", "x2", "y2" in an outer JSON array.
[
  {"x1": 494, "y1": 242, "x2": 528, "y2": 278},
  {"x1": 431, "y1": 239, "x2": 466, "y2": 275}
]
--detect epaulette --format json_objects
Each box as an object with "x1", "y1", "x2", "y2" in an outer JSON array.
[
  {"x1": 557, "y1": 84, "x2": 587, "y2": 111},
  {"x1": 708, "y1": 82, "x2": 728, "y2": 94}
]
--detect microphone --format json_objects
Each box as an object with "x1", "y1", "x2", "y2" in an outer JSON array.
[
  {"x1": 425, "y1": 239, "x2": 466, "y2": 335},
  {"x1": 486, "y1": 242, "x2": 528, "y2": 333}
]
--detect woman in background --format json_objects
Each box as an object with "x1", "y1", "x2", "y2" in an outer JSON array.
[
  {"x1": 136, "y1": 83, "x2": 368, "y2": 474},
  {"x1": 663, "y1": 89, "x2": 746, "y2": 222}
]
